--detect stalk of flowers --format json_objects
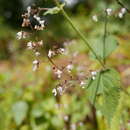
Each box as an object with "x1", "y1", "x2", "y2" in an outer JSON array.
[{"x1": 16, "y1": 4, "x2": 101, "y2": 97}]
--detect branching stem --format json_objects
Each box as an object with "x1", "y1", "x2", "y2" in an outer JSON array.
[{"x1": 54, "y1": 0, "x2": 105, "y2": 68}]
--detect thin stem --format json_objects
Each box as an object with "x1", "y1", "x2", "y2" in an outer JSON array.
[
  {"x1": 103, "y1": 11, "x2": 108, "y2": 64},
  {"x1": 54, "y1": 0, "x2": 105, "y2": 68}
]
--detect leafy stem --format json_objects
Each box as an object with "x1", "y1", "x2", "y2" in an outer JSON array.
[
  {"x1": 54, "y1": 0, "x2": 105, "y2": 68},
  {"x1": 103, "y1": 11, "x2": 108, "y2": 64}
]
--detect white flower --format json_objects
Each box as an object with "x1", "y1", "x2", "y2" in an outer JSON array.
[
  {"x1": 27, "y1": 6, "x2": 31, "y2": 15},
  {"x1": 92, "y1": 76, "x2": 96, "y2": 80},
  {"x1": 57, "y1": 86, "x2": 63, "y2": 95},
  {"x1": 118, "y1": 12, "x2": 123, "y2": 18},
  {"x1": 35, "y1": 52, "x2": 40, "y2": 56},
  {"x1": 32, "y1": 64, "x2": 38, "y2": 71},
  {"x1": 92, "y1": 15, "x2": 98, "y2": 22},
  {"x1": 27, "y1": 41, "x2": 33, "y2": 49},
  {"x1": 33, "y1": 15, "x2": 41, "y2": 21},
  {"x1": 91, "y1": 71, "x2": 97, "y2": 76},
  {"x1": 64, "y1": 116, "x2": 69, "y2": 121},
  {"x1": 38, "y1": 40, "x2": 43, "y2": 46},
  {"x1": 121, "y1": 8, "x2": 126, "y2": 14},
  {"x1": 48, "y1": 49, "x2": 55, "y2": 58},
  {"x1": 106, "y1": 8, "x2": 112, "y2": 16},
  {"x1": 33, "y1": 60, "x2": 39, "y2": 65},
  {"x1": 71, "y1": 124, "x2": 76, "y2": 130},
  {"x1": 66, "y1": 64, "x2": 73, "y2": 73},
  {"x1": 52, "y1": 88, "x2": 57, "y2": 96},
  {"x1": 80, "y1": 81, "x2": 85, "y2": 86},
  {"x1": 58, "y1": 48, "x2": 65, "y2": 54},
  {"x1": 16, "y1": 31, "x2": 26, "y2": 40},
  {"x1": 39, "y1": 20, "x2": 45, "y2": 28},
  {"x1": 55, "y1": 69, "x2": 62, "y2": 78}
]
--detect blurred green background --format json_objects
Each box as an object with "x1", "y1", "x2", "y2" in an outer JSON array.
[{"x1": 0, "y1": 0, "x2": 130, "y2": 130}]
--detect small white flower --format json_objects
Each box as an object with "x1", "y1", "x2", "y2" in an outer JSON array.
[
  {"x1": 57, "y1": 86, "x2": 63, "y2": 95},
  {"x1": 92, "y1": 76, "x2": 96, "y2": 80},
  {"x1": 118, "y1": 12, "x2": 123, "y2": 18},
  {"x1": 91, "y1": 71, "x2": 97, "y2": 76},
  {"x1": 64, "y1": 116, "x2": 69, "y2": 121},
  {"x1": 66, "y1": 64, "x2": 73, "y2": 73},
  {"x1": 33, "y1": 15, "x2": 41, "y2": 21},
  {"x1": 38, "y1": 40, "x2": 43, "y2": 46},
  {"x1": 27, "y1": 6, "x2": 31, "y2": 15},
  {"x1": 33, "y1": 60, "x2": 39, "y2": 65},
  {"x1": 39, "y1": 20, "x2": 45, "y2": 28},
  {"x1": 35, "y1": 52, "x2": 40, "y2": 56},
  {"x1": 16, "y1": 31, "x2": 26, "y2": 40},
  {"x1": 92, "y1": 15, "x2": 98, "y2": 22},
  {"x1": 71, "y1": 124, "x2": 76, "y2": 130},
  {"x1": 52, "y1": 88, "x2": 57, "y2": 96},
  {"x1": 106, "y1": 8, "x2": 112, "y2": 16},
  {"x1": 48, "y1": 49, "x2": 55, "y2": 58},
  {"x1": 121, "y1": 8, "x2": 126, "y2": 14},
  {"x1": 55, "y1": 69, "x2": 62, "y2": 78},
  {"x1": 58, "y1": 48, "x2": 65, "y2": 54},
  {"x1": 27, "y1": 41, "x2": 33, "y2": 49},
  {"x1": 32, "y1": 64, "x2": 38, "y2": 71},
  {"x1": 80, "y1": 81, "x2": 85, "y2": 86}
]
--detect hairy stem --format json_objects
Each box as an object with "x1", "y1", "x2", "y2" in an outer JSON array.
[
  {"x1": 54, "y1": 0, "x2": 105, "y2": 68},
  {"x1": 103, "y1": 11, "x2": 108, "y2": 64}
]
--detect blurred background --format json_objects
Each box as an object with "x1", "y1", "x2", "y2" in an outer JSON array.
[{"x1": 0, "y1": 0, "x2": 130, "y2": 130}]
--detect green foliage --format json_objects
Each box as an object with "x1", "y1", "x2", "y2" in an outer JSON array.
[
  {"x1": 89, "y1": 36, "x2": 118, "y2": 60},
  {"x1": 87, "y1": 68, "x2": 121, "y2": 123},
  {"x1": 12, "y1": 101, "x2": 29, "y2": 126}
]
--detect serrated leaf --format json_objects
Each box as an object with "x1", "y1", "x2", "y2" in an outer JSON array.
[
  {"x1": 12, "y1": 101, "x2": 28, "y2": 126},
  {"x1": 44, "y1": 3, "x2": 65, "y2": 15},
  {"x1": 89, "y1": 36, "x2": 118, "y2": 60},
  {"x1": 87, "y1": 68, "x2": 120, "y2": 123}
]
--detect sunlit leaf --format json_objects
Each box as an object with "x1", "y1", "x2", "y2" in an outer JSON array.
[{"x1": 89, "y1": 36, "x2": 118, "y2": 60}]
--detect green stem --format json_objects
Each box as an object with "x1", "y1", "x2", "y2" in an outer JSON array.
[
  {"x1": 103, "y1": 11, "x2": 108, "y2": 64},
  {"x1": 54, "y1": 0, "x2": 105, "y2": 68}
]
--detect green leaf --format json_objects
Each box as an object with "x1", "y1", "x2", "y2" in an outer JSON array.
[
  {"x1": 44, "y1": 3, "x2": 65, "y2": 15},
  {"x1": 87, "y1": 68, "x2": 120, "y2": 123},
  {"x1": 12, "y1": 101, "x2": 28, "y2": 126},
  {"x1": 89, "y1": 36, "x2": 118, "y2": 60}
]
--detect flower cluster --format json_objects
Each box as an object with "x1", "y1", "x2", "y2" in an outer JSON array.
[
  {"x1": 16, "y1": 5, "x2": 45, "y2": 71},
  {"x1": 22, "y1": 5, "x2": 45, "y2": 30},
  {"x1": 17, "y1": 5, "x2": 100, "y2": 97},
  {"x1": 92, "y1": 7, "x2": 127, "y2": 22}
]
